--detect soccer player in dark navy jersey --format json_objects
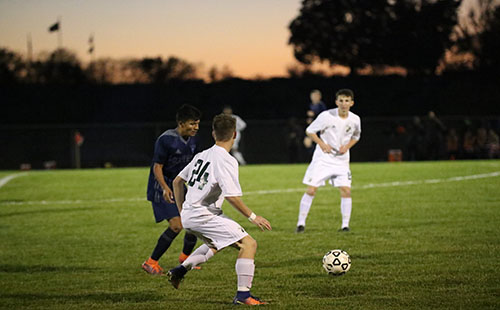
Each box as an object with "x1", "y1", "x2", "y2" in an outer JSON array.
[{"x1": 142, "y1": 104, "x2": 202, "y2": 275}]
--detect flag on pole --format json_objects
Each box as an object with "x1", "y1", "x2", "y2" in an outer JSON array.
[
  {"x1": 88, "y1": 33, "x2": 95, "y2": 54},
  {"x1": 48, "y1": 22, "x2": 60, "y2": 32}
]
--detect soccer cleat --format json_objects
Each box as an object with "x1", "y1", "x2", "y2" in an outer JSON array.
[
  {"x1": 233, "y1": 295, "x2": 268, "y2": 306},
  {"x1": 142, "y1": 258, "x2": 164, "y2": 275},
  {"x1": 295, "y1": 225, "x2": 305, "y2": 233},
  {"x1": 178, "y1": 252, "x2": 189, "y2": 264},
  {"x1": 167, "y1": 266, "x2": 187, "y2": 289},
  {"x1": 338, "y1": 227, "x2": 350, "y2": 232}
]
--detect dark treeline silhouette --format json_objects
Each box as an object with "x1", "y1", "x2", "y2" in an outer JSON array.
[{"x1": 1, "y1": 73, "x2": 500, "y2": 125}]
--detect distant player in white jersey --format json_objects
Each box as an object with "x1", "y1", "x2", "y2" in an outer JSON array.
[
  {"x1": 296, "y1": 89, "x2": 361, "y2": 233},
  {"x1": 223, "y1": 105, "x2": 247, "y2": 165},
  {"x1": 167, "y1": 113, "x2": 272, "y2": 306}
]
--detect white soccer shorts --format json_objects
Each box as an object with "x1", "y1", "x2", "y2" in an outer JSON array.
[
  {"x1": 302, "y1": 161, "x2": 352, "y2": 188},
  {"x1": 181, "y1": 209, "x2": 248, "y2": 251}
]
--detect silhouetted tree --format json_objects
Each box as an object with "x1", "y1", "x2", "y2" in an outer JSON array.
[
  {"x1": 31, "y1": 48, "x2": 87, "y2": 83},
  {"x1": 289, "y1": 0, "x2": 461, "y2": 75},
  {"x1": 130, "y1": 56, "x2": 198, "y2": 83},
  {"x1": 208, "y1": 65, "x2": 234, "y2": 82},
  {"x1": 456, "y1": 0, "x2": 500, "y2": 72},
  {"x1": 0, "y1": 48, "x2": 25, "y2": 84}
]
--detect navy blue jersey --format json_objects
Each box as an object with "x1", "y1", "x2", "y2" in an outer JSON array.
[
  {"x1": 309, "y1": 101, "x2": 327, "y2": 118},
  {"x1": 147, "y1": 129, "x2": 198, "y2": 202}
]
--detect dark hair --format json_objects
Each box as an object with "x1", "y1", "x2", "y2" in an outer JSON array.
[
  {"x1": 335, "y1": 89, "x2": 354, "y2": 99},
  {"x1": 176, "y1": 104, "x2": 202, "y2": 123},
  {"x1": 212, "y1": 113, "x2": 236, "y2": 141}
]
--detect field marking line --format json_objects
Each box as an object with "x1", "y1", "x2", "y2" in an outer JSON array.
[
  {"x1": 0, "y1": 171, "x2": 499, "y2": 206},
  {"x1": 0, "y1": 173, "x2": 28, "y2": 189}
]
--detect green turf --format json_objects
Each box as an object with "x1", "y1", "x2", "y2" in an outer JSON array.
[{"x1": 1, "y1": 160, "x2": 499, "y2": 309}]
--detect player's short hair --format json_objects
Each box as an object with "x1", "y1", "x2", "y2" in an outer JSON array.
[
  {"x1": 310, "y1": 89, "x2": 321, "y2": 95},
  {"x1": 336, "y1": 89, "x2": 354, "y2": 99},
  {"x1": 176, "y1": 104, "x2": 202, "y2": 123},
  {"x1": 212, "y1": 113, "x2": 236, "y2": 142}
]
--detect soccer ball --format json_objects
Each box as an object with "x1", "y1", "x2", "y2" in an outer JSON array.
[{"x1": 322, "y1": 249, "x2": 351, "y2": 276}]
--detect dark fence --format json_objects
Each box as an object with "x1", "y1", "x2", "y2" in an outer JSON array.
[{"x1": 1, "y1": 116, "x2": 498, "y2": 170}]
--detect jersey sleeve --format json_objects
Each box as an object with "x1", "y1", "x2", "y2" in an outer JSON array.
[
  {"x1": 152, "y1": 136, "x2": 170, "y2": 164},
  {"x1": 351, "y1": 116, "x2": 361, "y2": 141},
  {"x1": 235, "y1": 115, "x2": 247, "y2": 131},
  {"x1": 216, "y1": 157, "x2": 242, "y2": 197},
  {"x1": 305, "y1": 111, "x2": 328, "y2": 134}
]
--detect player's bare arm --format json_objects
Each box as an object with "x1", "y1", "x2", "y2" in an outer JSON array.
[
  {"x1": 339, "y1": 138, "x2": 359, "y2": 155},
  {"x1": 225, "y1": 196, "x2": 272, "y2": 231},
  {"x1": 153, "y1": 163, "x2": 174, "y2": 203},
  {"x1": 172, "y1": 175, "x2": 186, "y2": 212},
  {"x1": 306, "y1": 131, "x2": 333, "y2": 153}
]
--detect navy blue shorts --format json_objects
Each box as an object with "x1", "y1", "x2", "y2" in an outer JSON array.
[{"x1": 152, "y1": 200, "x2": 180, "y2": 223}]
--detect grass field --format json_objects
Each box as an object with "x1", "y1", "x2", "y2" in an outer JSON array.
[{"x1": 1, "y1": 160, "x2": 499, "y2": 309}]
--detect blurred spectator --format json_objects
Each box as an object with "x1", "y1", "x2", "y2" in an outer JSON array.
[
  {"x1": 476, "y1": 127, "x2": 488, "y2": 159},
  {"x1": 445, "y1": 128, "x2": 459, "y2": 160},
  {"x1": 304, "y1": 89, "x2": 327, "y2": 156},
  {"x1": 306, "y1": 89, "x2": 327, "y2": 125},
  {"x1": 223, "y1": 105, "x2": 247, "y2": 165},
  {"x1": 286, "y1": 117, "x2": 305, "y2": 163},
  {"x1": 407, "y1": 116, "x2": 426, "y2": 161},
  {"x1": 486, "y1": 129, "x2": 499, "y2": 159},
  {"x1": 423, "y1": 111, "x2": 446, "y2": 160},
  {"x1": 462, "y1": 129, "x2": 477, "y2": 159}
]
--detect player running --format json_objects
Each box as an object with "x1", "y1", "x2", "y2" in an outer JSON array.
[
  {"x1": 142, "y1": 105, "x2": 202, "y2": 275},
  {"x1": 296, "y1": 89, "x2": 361, "y2": 233},
  {"x1": 167, "y1": 113, "x2": 272, "y2": 306}
]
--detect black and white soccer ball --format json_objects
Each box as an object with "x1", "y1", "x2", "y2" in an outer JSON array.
[{"x1": 322, "y1": 249, "x2": 351, "y2": 276}]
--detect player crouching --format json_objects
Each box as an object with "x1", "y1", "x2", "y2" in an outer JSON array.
[{"x1": 167, "y1": 113, "x2": 272, "y2": 305}]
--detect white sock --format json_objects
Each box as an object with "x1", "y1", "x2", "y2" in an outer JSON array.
[
  {"x1": 297, "y1": 193, "x2": 314, "y2": 226},
  {"x1": 181, "y1": 244, "x2": 214, "y2": 269},
  {"x1": 233, "y1": 151, "x2": 246, "y2": 165},
  {"x1": 235, "y1": 258, "x2": 254, "y2": 291},
  {"x1": 340, "y1": 197, "x2": 352, "y2": 228}
]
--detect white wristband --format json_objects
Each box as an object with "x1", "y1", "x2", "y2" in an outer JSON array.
[{"x1": 248, "y1": 212, "x2": 257, "y2": 222}]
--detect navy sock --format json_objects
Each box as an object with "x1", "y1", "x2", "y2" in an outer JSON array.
[
  {"x1": 182, "y1": 233, "x2": 197, "y2": 256},
  {"x1": 172, "y1": 264, "x2": 188, "y2": 277},
  {"x1": 236, "y1": 291, "x2": 251, "y2": 300},
  {"x1": 151, "y1": 227, "x2": 179, "y2": 261}
]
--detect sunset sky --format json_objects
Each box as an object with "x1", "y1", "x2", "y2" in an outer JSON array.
[
  {"x1": 1, "y1": 0, "x2": 477, "y2": 79},
  {"x1": 0, "y1": 0, "x2": 304, "y2": 78}
]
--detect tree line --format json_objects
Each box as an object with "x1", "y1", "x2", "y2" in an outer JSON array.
[
  {"x1": 289, "y1": 0, "x2": 500, "y2": 75},
  {"x1": 1, "y1": 0, "x2": 499, "y2": 84}
]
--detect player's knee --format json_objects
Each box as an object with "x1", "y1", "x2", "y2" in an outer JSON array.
[
  {"x1": 168, "y1": 219, "x2": 183, "y2": 233},
  {"x1": 242, "y1": 236, "x2": 257, "y2": 251},
  {"x1": 339, "y1": 187, "x2": 351, "y2": 198},
  {"x1": 170, "y1": 224, "x2": 183, "y2": 233},
  {"x1": 306, "y1": 188, "x2": 317, "y2": 196}
]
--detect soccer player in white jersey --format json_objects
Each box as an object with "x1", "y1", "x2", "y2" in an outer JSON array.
[
  {"x1": 167, "y1": 113, "x2": 272, "y2": 306},
  {"x1": 296, "y1": 89, "x2": 361, "y2": 233}
]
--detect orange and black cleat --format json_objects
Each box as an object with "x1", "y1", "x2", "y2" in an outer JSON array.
[
  {"x1": 141, "y1": 257, "x2": 164, "y2": 275},
  {"x1": 233, "y1": 295, "x2": 268, "y2": 306}
]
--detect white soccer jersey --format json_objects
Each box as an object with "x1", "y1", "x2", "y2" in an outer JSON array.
[
  {"x1": 306, "y1": 108, "x2": 361, "y2": 166},
  {"x1": 178, "y1": 145, "x2": 242, "y2": 215}
]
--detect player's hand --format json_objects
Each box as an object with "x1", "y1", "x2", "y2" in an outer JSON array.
[
  {"x1": 163, "y1": 187, "x2": 174, "y2": 203},
  {"x1": 339, "y1": 145, "x2": 349, "y2": 155},
  {"x1": 251, "y1": 216, "x2": 272, "y2": 231},
  {"x1": 319, "y1": 142, "x2": 334, "y2": 154}
]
